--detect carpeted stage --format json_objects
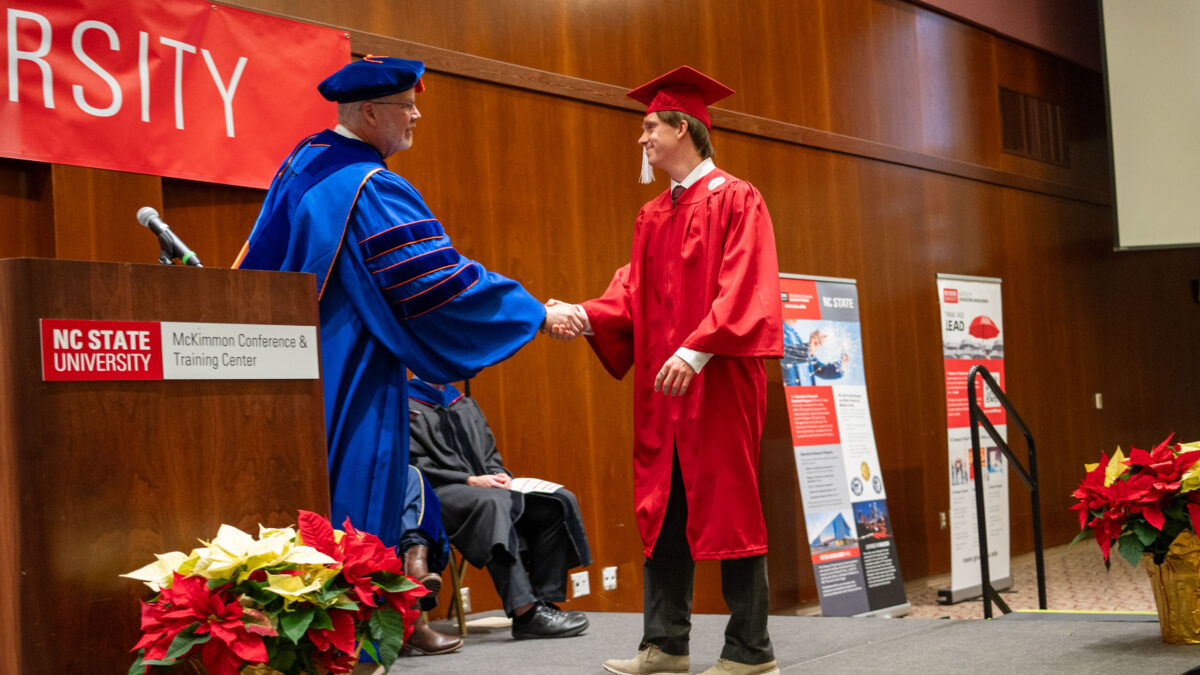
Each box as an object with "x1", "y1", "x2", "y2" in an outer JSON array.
[{"x1": 389, "y1": 611, "x2": 1199, "y2": 674}]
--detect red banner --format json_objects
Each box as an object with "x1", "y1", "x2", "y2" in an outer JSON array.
[{"x1": 1, "y1": 0, "x2": 350, "y2": 188}]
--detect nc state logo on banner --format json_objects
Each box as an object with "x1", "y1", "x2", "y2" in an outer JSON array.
[
  {"x1": 41, "y1": 318, "x2": 163, "y2": 381},
  {"x1": 1, "y1": 0, "x2": 349, "y2": 188}
]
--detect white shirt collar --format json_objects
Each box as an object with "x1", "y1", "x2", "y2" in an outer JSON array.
[
  {"x1": 333, "y1": 123, "x2": 363, "y2": 142},
  {"x1": 671, "y1": 157, "x2": 717, "y2": 191}
]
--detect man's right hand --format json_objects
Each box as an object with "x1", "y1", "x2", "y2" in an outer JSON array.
[
  {"x1": 542, "y1": 299, "x2": 583, "y2": 340},
  {"x1": 466, "y1": 474, "x2": 510, "y2": 488}
]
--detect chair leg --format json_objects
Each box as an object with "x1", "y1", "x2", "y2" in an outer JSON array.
[{"x1": 446, "y1": 547, "x2": 468, "y2": 636}]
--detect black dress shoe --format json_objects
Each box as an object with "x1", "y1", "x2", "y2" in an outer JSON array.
[
  {"x1": 511, "y1": 602, "x2": 589, "y2": 639},
  {"x1": 544, "y1": 602, "x2": 587, "y2": 624}
]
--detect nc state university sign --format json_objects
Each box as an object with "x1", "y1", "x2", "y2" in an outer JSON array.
[
  {"x1": 2, "y1": 0, "x2": 349, "y2": 188},
  {"x1": 40, "y1": 318, "x2": 320, "y2": 381}
]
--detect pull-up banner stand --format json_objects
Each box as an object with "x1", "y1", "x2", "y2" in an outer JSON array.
[
  {"x1": 779, "y1": 273, "x2": 910, "y2": 617},
  {"x1": 935, "y1": 274, "x2": 1012, "y2": 603}
]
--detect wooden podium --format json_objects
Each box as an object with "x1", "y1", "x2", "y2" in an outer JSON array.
[{"x1": 0, "y1": 259, "x2": 330, "y2": 673}]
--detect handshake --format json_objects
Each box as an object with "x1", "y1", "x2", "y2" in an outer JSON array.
[{"x1": 540, "y1": 299, "x2": 587, "y2": 341}]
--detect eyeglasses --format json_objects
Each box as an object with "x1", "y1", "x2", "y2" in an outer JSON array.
[{"x1": 366, "y1": 100, "x2": 418, "y2": 112}]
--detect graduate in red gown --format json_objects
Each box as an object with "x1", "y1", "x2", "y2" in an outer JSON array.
[{"x1": 553, "y1": 66, "x2": 783, "y2": 675}]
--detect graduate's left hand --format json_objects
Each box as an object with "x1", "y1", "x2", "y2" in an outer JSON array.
[{"x1": 655, "y1": 355, "x2": 696, "y2": 397}]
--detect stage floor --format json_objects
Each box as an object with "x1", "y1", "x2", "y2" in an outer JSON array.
[{"x1": 389, "y1": 611, "x2": 1199, "y2": 674}]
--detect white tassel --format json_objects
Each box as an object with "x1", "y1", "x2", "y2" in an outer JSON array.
[{"x1": 639, "y1": 146, "x2": 655, "y2": 184}]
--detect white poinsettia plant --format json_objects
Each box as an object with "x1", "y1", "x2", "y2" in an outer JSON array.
[{"x1": 122, "y1": 511, "x2": 427, "y2": 675}]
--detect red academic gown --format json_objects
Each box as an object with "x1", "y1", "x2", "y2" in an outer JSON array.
[{"x1": 582, "y1": 168, "x2": 783, "y2": 560}]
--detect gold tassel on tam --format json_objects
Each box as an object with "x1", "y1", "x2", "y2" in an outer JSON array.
[
  {"x1": 639, "y1": 146, "x2": 655, "y2": 184},
  {"x1": 1144, "y1": 529, "x2": 1200, "y2": 644}
]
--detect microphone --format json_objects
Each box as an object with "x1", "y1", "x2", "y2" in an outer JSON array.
[{"x1": 137, "y1": 207, "x2": 202, "y2": 267}]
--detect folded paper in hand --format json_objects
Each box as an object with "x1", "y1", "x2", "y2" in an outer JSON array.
[{"x1": 510, "y1": 477, "x2": 563, "y2": 494}]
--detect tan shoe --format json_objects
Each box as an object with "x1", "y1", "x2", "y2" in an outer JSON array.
[
  {"x1": 699, "y1": 658, "x2": 779, "y2": 675},
  {"x1": 603, "y1": 644, "x2": 690, "y2": 674}
]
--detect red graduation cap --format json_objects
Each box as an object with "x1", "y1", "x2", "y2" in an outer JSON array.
[{"x1": 626, "y1": 66, "x2": 734, "y2": 130}]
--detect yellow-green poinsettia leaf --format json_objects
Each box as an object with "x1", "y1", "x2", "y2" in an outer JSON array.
[
  {"x1": 307, "y1": 566, "x2": 341, "y2": 592},
  {"x1": 241, "y1": 529, "x2": 336, "y2": 581},
  {"x1": 281, "y1": 545, "x2": 338, "y2": 566},
  {"x1": 1084, "y1": 448, "x2": 1129, "y2": 486},
  {"x1": 120, "y1": 551, "x2": 188, "y2": 591},
  {"x1": 258, "y1": 525, "x2": 294, "y2": 540},
  {"x1": 266, "y1": 572, "x2": 323, "y2": 599},
  {"x1": 190, "y1": 524, "x2": 257, "y2": 580},
  {"x1": 211, "y1": 523, "x2": 257, "y2": 553},
  {"x1": 1104, "y1": 447, "x2": 1129, "y2": 487},
  {"x1": 176, "y1": 551, "x2": 201, "y2": 576},
  {"x1": 1180, "y1": 442, "x2": 1200, "y2": 493},
  {"x1": 237, "y1": 527, "x2": 301, "y2": 580}
]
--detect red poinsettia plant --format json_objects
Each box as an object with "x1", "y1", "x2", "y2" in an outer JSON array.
[
  {"x1": 122, "y1": 510, "x2": 427, "y2": 675},
  {"x1": 1071, "y1": 435, "x2": 1200, "y2": 568}
]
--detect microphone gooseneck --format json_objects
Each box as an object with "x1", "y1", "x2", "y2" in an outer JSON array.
[{"x1": 136, "y1": 206, "x2": 203, "y2": 267}]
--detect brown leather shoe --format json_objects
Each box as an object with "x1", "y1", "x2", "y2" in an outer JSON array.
[
  {"x1": 403, "y1": 613, "x2": 463, "y2": 656},
  {"x1": 402, "y1": 544, "x2": 442, "y2": 595}
]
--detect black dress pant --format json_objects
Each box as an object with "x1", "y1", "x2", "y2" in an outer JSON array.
[
  {"x1": 642, "y1": 452, "x2": 774, "y2": 665},
  {"x1": 485, "y1": 493, "x2": 570, "y2": 616}
]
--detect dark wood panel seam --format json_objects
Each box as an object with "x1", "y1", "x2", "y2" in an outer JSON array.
[
  {"x1": 905, "y1": 0, "x2": 1101, "y2": 73},
  {"x1": 225, "y1": 3, "x2": 1111, "y2": 207}
]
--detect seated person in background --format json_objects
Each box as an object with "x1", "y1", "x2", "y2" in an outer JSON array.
[
  {"x1": 407, "y1": 377, "x2": 592, "y2": 640},
  {"x1": 396, "y1": 464, "x2": 463, "y2": 656}
]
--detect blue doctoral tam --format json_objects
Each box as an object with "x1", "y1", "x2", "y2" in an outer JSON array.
[{"x1": 318, "y1": 56, "x2": 425, "y2": 102}]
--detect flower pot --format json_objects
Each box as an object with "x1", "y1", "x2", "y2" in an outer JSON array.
[
  {"x1": 240, "y1": 666, "x2": 289, "y2": 675},
  {"x1": 236, "y1": 665, "x2": 380, "y2": 675},
  {"x1": 236, "y1": 664, "x2": 380, "y2": 675},
  {"x1": 1143, "y1": 529, "x2": 1200, "y2": 644}
]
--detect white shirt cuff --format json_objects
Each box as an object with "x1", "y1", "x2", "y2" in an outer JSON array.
[
  {"x1": 576, "y1": 304, "x2": 710, "y2": 372},
  {"x1": 674, "y1": 347, "x2": 712, "y2": 373}
]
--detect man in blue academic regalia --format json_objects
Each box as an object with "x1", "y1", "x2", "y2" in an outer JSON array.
[{"x1": 235, "y1": 56, "x2": 584, "y2": 650}]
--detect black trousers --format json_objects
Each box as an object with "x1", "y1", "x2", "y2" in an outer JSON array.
[
  {"x1": 485, "y1": 493, "x2": 571, "y2": 616},
  {"x1": 642, "y1": 452, "x2": 774, "y2": 665}
]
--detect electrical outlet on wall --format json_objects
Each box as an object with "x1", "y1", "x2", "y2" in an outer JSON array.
[
  {"x1": 459, "y1": 586, "x2": 471, "y2": 614},
  {"x1": 602, "y1": 566, "x2": 617, "y2": 590},
  {"x1": 571, "y1": 570, "x2": 590, "y2": 597}
]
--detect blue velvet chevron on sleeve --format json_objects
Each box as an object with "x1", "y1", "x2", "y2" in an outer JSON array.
[
  {"x1": 359, "y1": 219, "x2": 481, "y2": 320},
  {"x1": 339, "y1": 170, "x2": 545, "y2": 383}
]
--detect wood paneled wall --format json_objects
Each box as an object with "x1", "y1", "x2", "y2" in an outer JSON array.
[{"x1": 7, "y1": 0, "x2": 1199, "y2": 618}]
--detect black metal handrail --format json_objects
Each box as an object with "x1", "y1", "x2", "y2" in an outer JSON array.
[{"x1": 967, "y1": 364, "x2": 1046, "y2": 619}]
